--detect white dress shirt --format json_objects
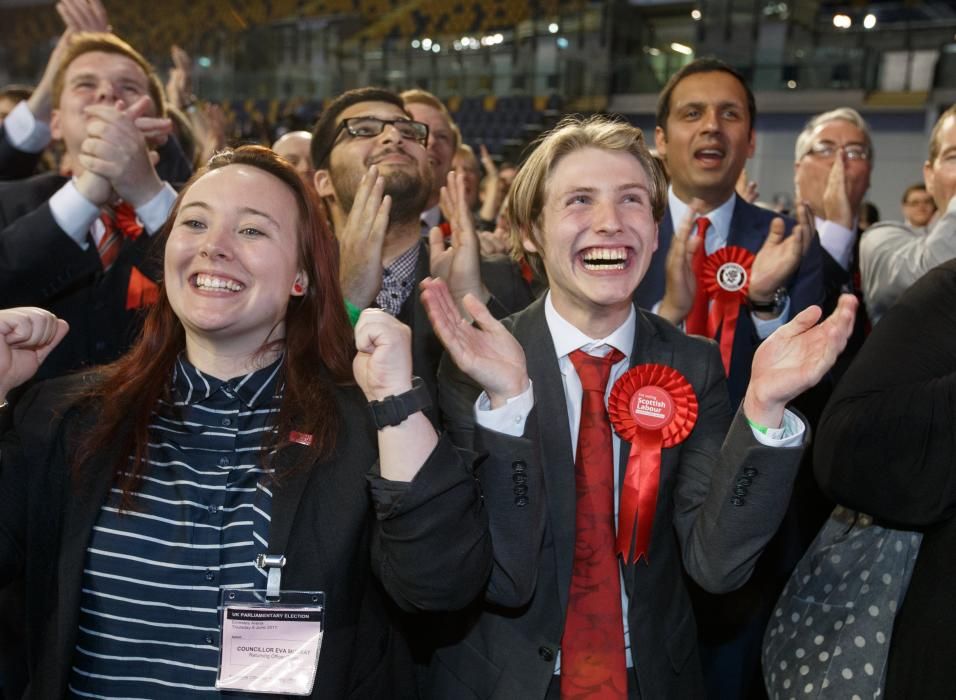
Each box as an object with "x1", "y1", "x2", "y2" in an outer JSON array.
[{"x1": 814, "y1": 215, "x2": 857, "y2": 271}]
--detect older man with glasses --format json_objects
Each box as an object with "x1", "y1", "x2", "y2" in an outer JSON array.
[
  {"x1": 793, "y1": 108, "x2": 873, "y2": 303},
  {"x1": 310, "y1": 87, "x2": 532, "y2": 420}
]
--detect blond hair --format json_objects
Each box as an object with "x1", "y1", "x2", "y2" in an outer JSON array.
[
  {"x1": 52, "y1": 32, "x2": 165, "y2": 116},
  {"x1": 400, "y1": 88, "x2": 461, "y2": 149},
  {"x1": 507, "y1": 115, "x2": 666, "y2": 281}
]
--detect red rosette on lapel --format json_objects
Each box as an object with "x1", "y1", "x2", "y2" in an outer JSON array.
[
  {"x1": 125, "y1": 265, "x2": 159, "y2": 310},
  {"x1": 700, "y1": 246, "x2": 755, "y2": 374},
  {"x1": 608, "y1": 364, "x2": 698, "y2": 564},
  {"x1": 113, "y1": 202, "x2": 145, "y2": 240}
]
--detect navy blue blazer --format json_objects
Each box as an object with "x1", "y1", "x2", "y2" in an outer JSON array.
[{"x1": 634, "y1": 196, "x2": 825, "y2": 407}]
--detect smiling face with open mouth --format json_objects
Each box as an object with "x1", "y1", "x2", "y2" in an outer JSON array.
[
  {"x1": 165, "y1": 164, "x2": 307, "y2": 365},
  {"x1": 527, "y1": 146, "x2": 659, "y2": 337},
  {"x1": 655, "y1": 70, "x2": 755, "y2": 211}
]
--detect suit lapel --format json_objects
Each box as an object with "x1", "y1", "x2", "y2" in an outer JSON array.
[
  {"x1": 55, "y1": 441, "x2": 120, "y2": 686},
  {"x1": 268, "y1": 444, "x2": 315, "y2": 556},
  {"x1": 727, "y1": 196, "x2": 764, "y2": 252},
  {"x1": 515, "y1": 299, "x2": 577, "y2": 612}
]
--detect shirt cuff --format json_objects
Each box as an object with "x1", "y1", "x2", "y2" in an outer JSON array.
[
  {"x1": 750, "y1": 295, "x2": 791, "y2": 339},
  {"x1": 49, "y1": 180, "x2": 101, "y2": 249},
  {"x1": 136, "y1": 182, "x2": 177, "y2": 234},
  {"x1": 4, "y1": 101, "x2": 51, "y2": 153},
  {"x1": 473, "y1": 381, "x2": 534, "y2": 437},
  {"x1": 750, "y1": 408, "x2": 804, "y2": 447},
  {"x1": 818, "y1": 219, "x2": 856, "y2": 270}
]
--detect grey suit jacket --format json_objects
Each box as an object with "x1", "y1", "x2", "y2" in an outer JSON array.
[
  {"x1": 860, "y1": 197, "x2": 956, "y2": 324},
  {"x1": 427, "y1": 298, "x2": 805, "y2": 699}
]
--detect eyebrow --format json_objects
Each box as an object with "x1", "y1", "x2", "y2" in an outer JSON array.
[
  {"x1": 559, "y1": 183, "x2": 651, "y2": 196},
  {"x1": 678, "y1": 99, "x2": 743, "y2": 112},
  {"x1": 68, "y1": 71, "x2": 99, "y2": 85},
  {"x1": 816, "y1": 139, "x2": 867, "y2": 147},
  {"x1": 179, "y1": 201, "x2": 282, "y2": 228},
  {"x1": 343, "y1": 112, "x2": 409, "y2": 122}
]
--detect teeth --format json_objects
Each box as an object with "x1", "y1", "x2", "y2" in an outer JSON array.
[
  {"x1": 582, "y1": 247, "x2": 627, "y2": 270},
  {"x1": 194, "y1": 273, "x2": 244, "y2": 292}
]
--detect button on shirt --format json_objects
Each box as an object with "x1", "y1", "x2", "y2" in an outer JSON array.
[{"x1": 68, "y1": 356, "x2": 282, "y2": 697}]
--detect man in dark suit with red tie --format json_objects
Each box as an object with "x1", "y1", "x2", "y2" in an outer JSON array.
[
  {"x1": 0, "y1": 31, "x2": 184, "y2": 383},
  {"x1": 418, "y1": 115, "x2": 856, "y2": 699},
  {"x1": 634, "y1": 58, "x2": 824, "y2": 409}
]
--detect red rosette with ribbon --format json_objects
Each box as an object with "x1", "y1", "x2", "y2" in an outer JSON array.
[
  {"x1": 114, "y1": 202, "x2": 145, "y2": 240},
  {"x1": 608, "y1": 364, "x2": 698, "y2": 564},
  {"x1": 700, "y1": 246, "x2": 755, "y2": 374}
]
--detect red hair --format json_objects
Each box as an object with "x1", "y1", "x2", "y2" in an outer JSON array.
[{"x1": 74, "y1": 145, "x2": 354, "y2": 499}]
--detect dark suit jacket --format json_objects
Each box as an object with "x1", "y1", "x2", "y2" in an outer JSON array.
[
  {"x1": 0, "y1": 173, "x2": 164, "y2": 381},
  {"x1": 427, "y1": 298, "x2": 805, "y2": 699},
  {"x1": 0, "y1": 126, "x2": 40, "y2": 181},
  {"x1": 634, "y1": 197, "x2": 825, "y2": 407},
  {"x1": 815, "y1": 259, "x2": 956, "y2": 699},
  {"x1": 0, "y1": 371, "x2": 497, "y2": 698}
]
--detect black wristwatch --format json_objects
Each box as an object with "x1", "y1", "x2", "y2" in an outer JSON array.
[
  {"x1": 749, "y1": 287, "x2": 788, "y2": 315},
  {"x1": 368, "y1": 377, "x2": 431, "y2": 429}
]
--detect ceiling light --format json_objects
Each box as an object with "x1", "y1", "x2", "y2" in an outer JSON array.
[{"x1": 833, "y1": 13, "x2": 852, "y2": 29}]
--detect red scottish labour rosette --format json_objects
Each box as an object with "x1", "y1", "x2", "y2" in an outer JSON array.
[
  {"x1": 700, "y1": 246, "x2": 755, "y2": 374},
  {"x1": 608, "y1": 364, "x2": 698, "y2": 564}
]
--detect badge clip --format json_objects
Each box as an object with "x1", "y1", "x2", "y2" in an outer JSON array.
[{"x1": 256, "y1": 553, "x2": 287, "y2": 601}]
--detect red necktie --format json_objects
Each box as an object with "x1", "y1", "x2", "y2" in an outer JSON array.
[
  {"x1": 96, "y1": 212, "x2": 121, "y2": 272},
  {"x1": 684, "y1": 217, "x2": 710, "y2": 335},
  {"x1": 561, "y1": 348, "x2": 627, "y2": 700}
]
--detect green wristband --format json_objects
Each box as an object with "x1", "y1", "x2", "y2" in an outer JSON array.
[
  {"x1": 345, "y1": 300, "x2": 362, "y2": 327},
  {"x1": 746, "y1": 416, "x2": 771, "y2": 435}
]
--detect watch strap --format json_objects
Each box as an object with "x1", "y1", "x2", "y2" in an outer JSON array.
[
  {"x1": 368, "y1": 377, "x2": 431, "y2": 429},
  {"x1": 749, "y1": 287, "x2": 787, "y2": 313}
]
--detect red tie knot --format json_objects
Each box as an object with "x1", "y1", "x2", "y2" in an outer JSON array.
[
  {"x1": 695, "y1": 216, "x2": 711, "y2": 239},
  {"x1": 569, "y1": 348, "x2": 625, "y2": 394}
]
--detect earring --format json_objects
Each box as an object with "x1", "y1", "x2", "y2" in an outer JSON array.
[{"x1": 293, "y1": 281, "x2": 304, "y2": 294}]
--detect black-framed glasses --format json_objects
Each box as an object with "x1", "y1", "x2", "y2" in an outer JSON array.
[
  {"x1": 335, "y1": 116, "x2": 429, "y2": 146},
  {"x1": 806, "y1": 141, "x2": 870, "y2": 161}
]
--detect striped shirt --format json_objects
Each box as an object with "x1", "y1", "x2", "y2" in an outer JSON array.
[{"x1": 68, "y1": 356, "x2": 283, "y2": 698}]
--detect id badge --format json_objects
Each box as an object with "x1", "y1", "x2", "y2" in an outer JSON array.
[{"x1": 215, "y1": 588, "x2": 325, "y2": 695}]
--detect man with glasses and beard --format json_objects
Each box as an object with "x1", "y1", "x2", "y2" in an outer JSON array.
[{"x1": 310, "y1": 87, "x2": 531, "y2": 416}]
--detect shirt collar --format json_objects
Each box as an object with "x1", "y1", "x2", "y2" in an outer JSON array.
[
  {"x1": 667, "y1": 186, "x2": 737, "y2": 245},
  {"x1": 420, "y1": 204, "x2": 442, "y2": 230},
  {"x1": 384, "y1": 239, "x2": 421, "y2": 280},
  {"x1": 172, "y1": 354, "x2": 284, "y2": 408},
  {"x1": 544, "y1": 291, "x2": 636, "y2": 360}
]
